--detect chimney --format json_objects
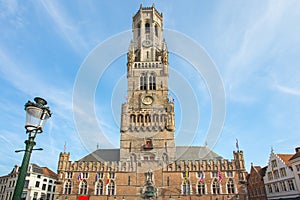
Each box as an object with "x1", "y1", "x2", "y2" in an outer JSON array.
[{"x1": 295, "y1": 147, "x2": 300, "y2": 153}]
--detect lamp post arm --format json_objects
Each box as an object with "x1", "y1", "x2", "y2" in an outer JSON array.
[{"x1": 12, "y1": 137, "x2": 36, "y2": 200}]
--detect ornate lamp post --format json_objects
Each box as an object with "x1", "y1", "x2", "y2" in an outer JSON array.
[{"x1": 12, "y1": 97, "x2": 51, "y2": 200}]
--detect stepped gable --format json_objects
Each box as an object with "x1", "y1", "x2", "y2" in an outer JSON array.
[
  {"x1": 79, "y1": 149, "x2": 120, "y2": 162},
  {"x1": 176, "y1": 146, "x2": 223, "y2": 160}
]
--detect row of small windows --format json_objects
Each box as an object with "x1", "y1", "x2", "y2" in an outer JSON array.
[
  {"x1": 130, "y1": 114, "x2": 166, "y2": 123},
  {"x1": 267, "y1": 167, "x2": 287, "y2": 180},
  {"x1": 64, "y1": 180, "x2": 115, "y2": 196},
  {"x1": 140, "y1": 73, "x2": 156, "y2": 90},
  {"x1": 249, "y1": 187, "x2": 265, "y2": 197},
  {"x1": 266, "y1": 180, "x2": 296, "y2": 194},
  {"x1": 134, "y1": 62, "x2": 160, "y2": 69},
  {"x1": 179, "y1": 178, "x2": 235, "y2": 195},
  {"x1": 137, "y1": 23, "x2": 159, "y2": 37}
]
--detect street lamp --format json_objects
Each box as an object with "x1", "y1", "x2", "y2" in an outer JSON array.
[{"x1": 12, "y1": 97, "x2": 51, "y2": 200}]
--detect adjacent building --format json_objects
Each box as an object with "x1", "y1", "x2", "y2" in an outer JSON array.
[
  {"x1": 247, "y1": 164, "x2": 267, "y2": 200},
  {"x1": 289, "y1": 147, "x2": 300, "y2": 195},
  {"x1": 55, "y1": 5, "x2": 247, "y2": 200},
  {"x1": 0, "y1": 163, "x2": 57, "y2": 200},
  {"x1": 263, "y1": 150, "x2": 300, "y2": 199}
]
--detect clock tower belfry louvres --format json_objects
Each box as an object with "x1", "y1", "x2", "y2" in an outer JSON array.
[
  {"x1": 120, "y1": 5, "x2": 176, "y2": 163},
  {"x1": 56, "y1": 5, "x2": 248, "y2": 200}
]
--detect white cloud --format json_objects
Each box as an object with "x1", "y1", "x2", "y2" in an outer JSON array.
[
  {"x1": 275, "y1": 84, "x2": 300, "y2": 97},
  {"x1": 36, "y1": 1, "x2": 90, "y2": 55}
]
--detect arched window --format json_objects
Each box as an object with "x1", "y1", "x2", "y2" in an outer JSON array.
[
  {"x1": 140, "y1": 74, "x2": 147, "y2": 90},
  {"x1": 161, "y1": 114, "x2": 166, "y2": 122},
  {"x1": 145, "y1": 23, "x2": 150, "y2": 33},
  {"x1": 162, "y1": 153, "x2": 168, "y2": 163},
  {"x1": 212, "y1": 179, "x2": 220, "y2": 194},
  {"x1": 137, "y1": 114, "x2": 144, "y2": 123},
  {"x1": 79, "y1": 180, "x2": 88, "y2": 195},
  {"x1": 95, "y1": 181, "x2": 104, "y2": 195},
  {"x1": 227, "y1": 178, "x2": 235, "y2": 194},
  {"x1": 107, "y1": 180, "x2": 115, "y2": 195},
  {"x1": 155, "y1": 25, "x2": 158, "y2": 37},
  {"x1": 130, "y1": 114, "x2": 136, "y2": 123},
  {"x1": 182, "y1": 180, "x2": 191, "y2": 195},
  {"x1": 137, "y1": 23, "x2": 141, "y2": 37},
  {"x1": 149, "y1": 73, "x2": 156, "y2": 90},
  {"x1": 130, "y1": 153, "x2": 137, "y2": 162},
  {"x1": 145, "y1": 114, "x2": 151, "y2": 123},
  {"x1": 153, "y1": 114, "x2": 159, "y2": 123},
  {"x1": 64, "y1": 180, "x2": 72, "y2": 194},
  {"x1": 197, "y1": 182, "x2": 206, "y2": 195}
]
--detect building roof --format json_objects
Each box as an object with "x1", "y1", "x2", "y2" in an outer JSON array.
[
  {"x1": 79, "y1": 149, "x2": 120, "y2": 162},
  {"x1": 79, "y1": 146, "x2": 223, "y2": 162},
  {"x1": 176, "y1": 146, "x2": 223, "y2": 160},
  {"x1": 277, "y1": 154, "x2": 293, "y2": 167},
  {"x1": 42, "y1": 167, "x2": 58, "y2": 180},
  {"x1": 260, "y1": 166, "x2": 267, "y2": 177},
  {"x1": 289, "y1": 151, "x2": 300, "y2": 161},
  {"x1": 31, "y1": 163, "x2": 44, "y2": 174}
]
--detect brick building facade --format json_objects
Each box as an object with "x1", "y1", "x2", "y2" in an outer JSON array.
[
  {"x1": 247, "y1": 164, "x2": 267, "y2": 200},
  {"x1": 55, "y1": 5, "x2": 247, "y2": 200}
]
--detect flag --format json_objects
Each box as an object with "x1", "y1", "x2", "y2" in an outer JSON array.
[
  {"x1": 64, "y1": 141, "x2": 66, "y2": 152},
  {"x1": 106, "y1": 173, "x2": 110, "y2": 185},
  {"x1": 236, "y1": 139, "x2": 239, "y2": 150},
  {"x1": 95, "y1": 172, "x2": 99, "y2": 182},
  {"x1": 77, "y1": 172, "x2": 83, "y2": 182},
  {"x1": 218, "y1": 170, "x2": 223, "y2": 182},
  {"x1": 169, "y1": 95, "x2": 175, "y2": 103},
  {"x1": 200, "y1": 170, "x2": 205, "y2": 183},
  {"x1": 185, "y1": 168, "x2": 189, "y2": 179},
  {"x1": 124, "y1": 96, "x2": 128, "y2": 102}
]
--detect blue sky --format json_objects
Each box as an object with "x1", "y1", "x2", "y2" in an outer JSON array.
[{"x1": 1, "y1": 0, "x2": 300, "y2": 174}]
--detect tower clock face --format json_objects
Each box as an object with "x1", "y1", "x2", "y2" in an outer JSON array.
[
  {"x1": 142, "y1": 39, "x2": 152, "y2": 47},
  {"x1": 142, "y1": 96, "x2": 153, "y2": 105}
]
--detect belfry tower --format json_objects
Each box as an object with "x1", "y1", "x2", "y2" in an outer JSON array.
[{"x1": 120, "y1": 5, "x2": 176, "y2": 163}]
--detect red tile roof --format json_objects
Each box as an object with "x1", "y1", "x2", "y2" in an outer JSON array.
[
  {"x1": 42, "y1": 167, "x2": 58, "y2": 179},
  {"x1": 277, "y1": 154, "x2": 293, "y2": 167}
]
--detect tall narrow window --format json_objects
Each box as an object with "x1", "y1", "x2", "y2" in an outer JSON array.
[
  {"x1": 128, "y1": 176, "x2": 131, "y2": 186},
  {"x1": 155, "y1": 25, "x2": 158, "y2": 37},
  {"x1": 95, "y1": 181, "x2": 104, "y2": 195},
  {"x1": 130, "y1": 114, "x2": 136, "y2": 123},
  {"x1": 64, "y1": 180, "x2": 72, "y2": 194},
  {"x1": 79, "y1": 180, "x2": 88, "y2": 195},
  {"x1": 149, "y1": 73, "x2": 156, "y2": 90},
  {"x1": 137, "y1": 114, "x2": 144, "y2": 123},
  {"x1": 107, "y1": 181, "x2": 115, "y2": 195},
  {"x1": 145, "y1": 23, "x2": 150, "y2": 33},
  {"x1": 182, "y1": 180, "x2": 191, "y2": 195},
  {"x1": 167, "y1": 177, "x2": 170, "y2": 186},
  {"x1": 140, "y1": 74, "x2": 147, "y2": 90},
  {"x1": 212, "y1": 179, "x2": 220, "y2": 194},
  {"x1": 227, "y1": 178, "x2": 235, "y2": 194},
  {"x1": 197, "y1": 182, "x2": 206, "y2": 195},
  {"x1": 137, "y1": 23, "x2": 141, "y2": 37},
  {"x1": 145, "y1": 114, "x2": 151, "y2": 123}
]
